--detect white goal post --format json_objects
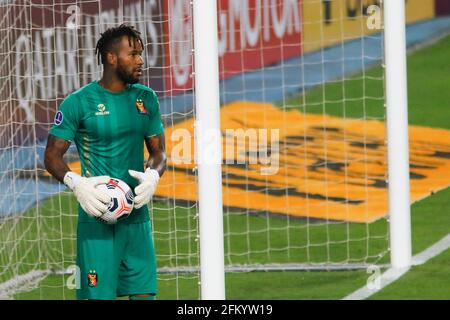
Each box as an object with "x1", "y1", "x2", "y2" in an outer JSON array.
[
  {"x1": 192, "y1": 0, "x2": 226, "y2": 299},
  {"x1": 383, "y1": 0, "x2": 412, "y2": 269}
]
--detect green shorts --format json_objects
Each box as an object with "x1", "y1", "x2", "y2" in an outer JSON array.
[{"x1": 76, "y1": 220, "x2": 157, "y2": 300}]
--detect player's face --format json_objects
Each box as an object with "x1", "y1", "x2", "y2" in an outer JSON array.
[{"x1": 115, "y1": 36, "x2": 144, "y2": 84}]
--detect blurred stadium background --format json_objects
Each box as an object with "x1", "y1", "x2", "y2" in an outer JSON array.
[{"x1": 0, "y1": 0, "x2": 449, "y2": 299}]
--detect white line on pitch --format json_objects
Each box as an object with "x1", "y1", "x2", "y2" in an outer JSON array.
[{"x1": 343, "y1": 234, "x2": 450, "y2": 300}]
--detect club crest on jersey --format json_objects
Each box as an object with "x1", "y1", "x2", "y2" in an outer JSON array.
[
  {"x1": 136, "y1": 99, "x2": 147, "y2": 114},
  {"x1": 87, "y1": 270, "x2": 98, "y2": 287},
  {"x1": 95, "y1": 103, "x2": 110, "y2": 116}
]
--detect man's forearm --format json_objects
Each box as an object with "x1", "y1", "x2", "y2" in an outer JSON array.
[
  {"x1": 44, "y1": 135, "x2": 72, "y2": 183},
  {"x1": 45, "y1": 155, "x2": 71, "y2": 183},
  {"x1": 146, "y1": 152, "x2": 167, "y2": 177}
]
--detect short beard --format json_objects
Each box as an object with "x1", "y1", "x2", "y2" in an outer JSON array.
[{"x1": 116, "y1": 65, "x2": 139, "y2": 84}]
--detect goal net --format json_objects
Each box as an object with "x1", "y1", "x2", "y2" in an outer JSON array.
[{"x1": 0, "y1": 0, "x2": 437, "y2": 299}]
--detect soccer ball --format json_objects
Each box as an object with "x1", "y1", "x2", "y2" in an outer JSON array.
[{"x1": 96, "y1": 178, "x2": 134, "y2": 224}]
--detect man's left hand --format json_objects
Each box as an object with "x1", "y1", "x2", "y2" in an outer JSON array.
[{"x1": 128, "y1": 168, "x2": 160, "y2": 209}]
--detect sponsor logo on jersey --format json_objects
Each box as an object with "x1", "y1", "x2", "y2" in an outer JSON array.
[
  {"x1": 87, "y1": 270, "x2": 98, "y2": 287},
  {"x1": 95, "y1": 103, "x2": 110, "y2": 116},
  {"x1": 54, "y1": 111, "x2": 63, "y2": 125},
  {"x1": 136, "y1": 99, "x2": 147, "y2": 114}
]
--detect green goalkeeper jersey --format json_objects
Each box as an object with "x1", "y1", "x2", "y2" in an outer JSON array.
[{"x1": 49, "y1": 80, "x2": 164, "y2": 224}]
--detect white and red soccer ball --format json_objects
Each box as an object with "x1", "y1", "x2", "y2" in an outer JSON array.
[{"x1": 96, "y1": 178, "x2": 134, "y2": 224}]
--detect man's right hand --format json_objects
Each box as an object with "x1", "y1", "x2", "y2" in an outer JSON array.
[{"x1": 63, "y1": 172, "x2": 112, "y2": 218}]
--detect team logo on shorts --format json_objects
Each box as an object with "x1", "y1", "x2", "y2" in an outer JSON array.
[
  {"x1": 87, "y1": 270, "x2": 98, "y2": 287},
  {"x1": 136, "y1": 99, "x2": 147, "y2": 114},
  {"x1": 54, "y1": 111, "x2": 63, "y2": 125}
]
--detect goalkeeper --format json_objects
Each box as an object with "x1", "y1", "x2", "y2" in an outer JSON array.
[{"x1": 44, "y1": 24, "x2": 166, "y2": 300}]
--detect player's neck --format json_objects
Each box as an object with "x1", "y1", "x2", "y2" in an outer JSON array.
[{"x1": 98, "y1": 71, "x2": 127, "y2": 93}]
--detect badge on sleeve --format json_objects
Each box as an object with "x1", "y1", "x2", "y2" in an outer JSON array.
[{"x1": 54, "y1": 111, "x2": 63, "y2": 126}]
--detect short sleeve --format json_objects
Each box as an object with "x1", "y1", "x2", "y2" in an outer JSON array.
[
  {"x1": 145, "y1": 91, "x2": 164, "y2": 137},
  {"x1": 49, "y1": 94, "x2": 80, "y2": 142}
]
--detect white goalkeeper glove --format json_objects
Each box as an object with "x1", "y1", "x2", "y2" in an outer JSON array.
[
  {"x1": 63, "y1": 172, "x2": 112, "y2": 218},
  {"x1": 128, "y1": 168, "x2": 160, "y2": 209}
]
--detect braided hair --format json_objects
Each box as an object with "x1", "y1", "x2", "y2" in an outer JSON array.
[{"x1": 95, "y1": 24, "x2": 144, "y2": 65}]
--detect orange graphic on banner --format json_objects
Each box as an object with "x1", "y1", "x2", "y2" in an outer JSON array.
[{"x1": 58, "y1": 101, "x2": 450, "y2": 223}]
